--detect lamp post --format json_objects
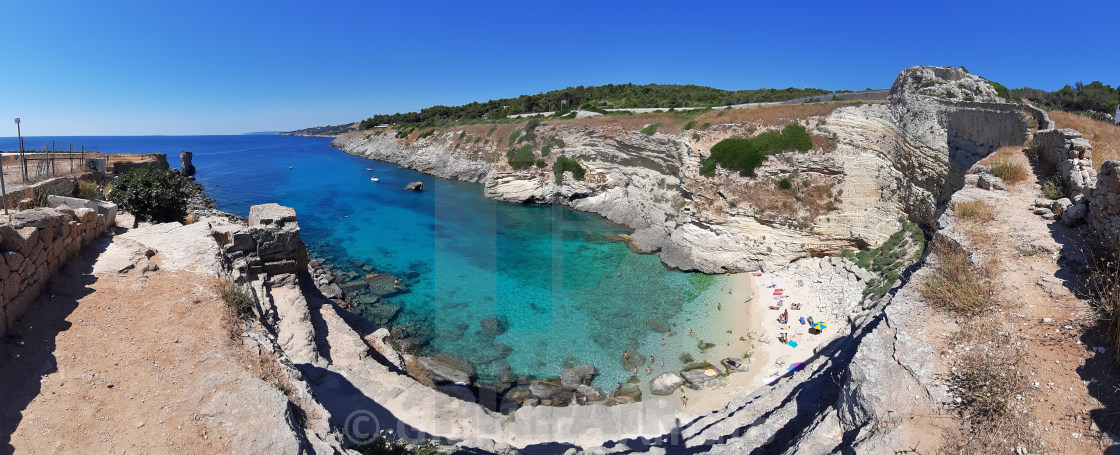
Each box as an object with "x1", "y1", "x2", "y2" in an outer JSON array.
[
  {"x1": 2, "y1": 118, "x2": 14, "y2": 214},
  {"x1": 15, "y1": 117, "x2": 25, "y2": 183}
]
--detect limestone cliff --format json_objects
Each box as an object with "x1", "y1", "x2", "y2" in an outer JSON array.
[{"x1": 333, "y1": 66, "x2": 1027, "y2": 274}]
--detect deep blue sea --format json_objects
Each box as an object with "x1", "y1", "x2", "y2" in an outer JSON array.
[{"x1": 1, "y1": 135, "x2": 741, "y2": 389}]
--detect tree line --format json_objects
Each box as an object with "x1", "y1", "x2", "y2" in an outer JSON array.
[
  {"x1": 358, "y1": 83, "x2": 830, "y2": 129},
  {"x1": 1012, "y1": 81, "x2": 1119, "y2": 119}
]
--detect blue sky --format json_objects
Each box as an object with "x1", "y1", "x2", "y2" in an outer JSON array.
[{"x1": 2, "y1": 0, "x2": 1117, "y2": 136}]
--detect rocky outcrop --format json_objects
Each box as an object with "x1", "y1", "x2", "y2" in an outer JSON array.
[
  {"x1": 406, "y1": 181, "x2": 423, "y2": 191},
  {"x1": 180, "y1": 150, "x2": 195, "y2": 176}
]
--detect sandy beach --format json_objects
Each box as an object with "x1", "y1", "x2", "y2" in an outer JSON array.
[{"x1": 664, "y1": 267, "x2": 839, "y2": 414}]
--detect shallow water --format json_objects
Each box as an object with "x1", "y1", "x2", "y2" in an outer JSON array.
[{"x1": 2, "y1": 135, "x2": 745, "y2": 389}]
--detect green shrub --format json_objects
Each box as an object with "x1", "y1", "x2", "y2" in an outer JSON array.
[
  {"x1": 683, "y1": 120, "x2": 697, "y2": 130},
  {"x1": 75, "y1": 180, "x2": 101, "y2": 200},
  {"x1": 987, "y1": 80, "x2": 1010, "y2": 99},
  {"x1": 524, "y1": 118, "x2": 541, "y2": 131},
  {"x1": 541, "y1": 136, "x2": 564, "y2": 156},
  {"x1": 535, "y1": 159, "x2": 546, "y2": 168},
  {"x1": 418, "y1": 129, "x2": 436, "y2": 139},
  {"x1": 641, "y1": 123, "x2": 659, "y2": 135},
  {"x1": 553, "y1": 156, "x2": 585, "y2": 183},
  {"x1": 109, "y1": 167, "x2": 192, "y2": 227},
  {"x1": 458, "y1": 131, "x2": 466, "y2": 140},
  {"x1": 946, "y1": 91, "x2": 957, "y2": 99},
  {"x1": 487, "y1": 125, "x2": 497, "y2": 136},
  {"x1": 218, "y1": 280, "x2": 254, "y2": 321},
  {"x1": 508, "y1": 130, "x2": 521, "y2": 146},
  {"x1": 778, "y1": 178, "x2": 792, "y2": 190},
  {"x1": 692, "y1": 133, "x2": 701, "y2": 141},
  {"x1": 1042, "y1": 177, "x2": 1065, "y2": 200},
  {"x1": 519, "y1": 131, "x2": 537, "y2": 144},
  {"x1": 506, "y1": 144, "x2": 536, "y2": 169},
  {"x1": 700, "y1": 122, "x2": 710, "y2": 129},
  {"x1": 699, "y1": 123, "x2": 813, "y2": 177}
]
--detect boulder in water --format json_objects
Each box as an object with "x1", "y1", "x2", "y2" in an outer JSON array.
[
  {"x1": 406, "y1": 181, "x2": 423, "y2": 191},
  {"x1": 529, "y1": 378, "x2": 563, "y2": 399},
  {"x1": 576, "y1": 384, "x2": 605, "y2": 402},
  {"x1": 475, "y1": 343, "x2": 513, "y2": 364},
  {"x1": 561, "y1": 364, "x2": 596, "y2": 390},
  {"x1": 606, "y1": 386, "x2": 642, "y2": 406},
  {"x1": 649, "y1": 372, "x2": 685, "y2": 395}
]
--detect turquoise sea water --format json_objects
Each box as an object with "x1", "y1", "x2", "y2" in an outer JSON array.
[{"x1": 1, "y1": 135, "x2": 737, "y2": 389}]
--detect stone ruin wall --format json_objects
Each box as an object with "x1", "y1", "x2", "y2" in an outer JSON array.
[
  {"x1": 0, "y1": 204, "x2": 108, "y2": 337},
  {"x1": 1022, "y1": 107, "x2": 1120, "y2": 253},
  {"x1": 942, "y1": 103, "x2": 1029, "y2": 196}
]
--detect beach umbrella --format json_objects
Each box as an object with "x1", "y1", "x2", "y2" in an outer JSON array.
[{"x1": 812, "y1": 322, "x2": 827, "y2": 331}]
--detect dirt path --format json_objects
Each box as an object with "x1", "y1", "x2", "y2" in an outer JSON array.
[
  {"x1": 0, "y1": 223, "x2": 307, "y2": 454},
  {"x1": 945, "y1": 148, "x2": 1120, "y2": 452}
]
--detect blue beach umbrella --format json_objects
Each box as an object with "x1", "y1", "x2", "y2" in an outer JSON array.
[{"x1": 812, "y1": 322, "x2": 827, "y2": 331}]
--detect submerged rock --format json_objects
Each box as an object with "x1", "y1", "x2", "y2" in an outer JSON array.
[
  {"x1": 479, "y1": 317, "x2": 508, "y2": 337},
  {"x1": 650, "y1": 372, "x2": 685, "y2": 395},
  {"x1": 365, "y1": 273, "x2": 400, "y2": 296},
  {"x1": 560, "y1": 364, "x2": 596, "y2": 390}
]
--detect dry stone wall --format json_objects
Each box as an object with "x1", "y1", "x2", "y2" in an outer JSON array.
[{"x1": 0, "y1": 204, "x2": 107, "y2": 336}]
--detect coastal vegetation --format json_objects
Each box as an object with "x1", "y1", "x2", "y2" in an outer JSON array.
[
  {"x1": 506, "y1": 143, "x2": 536, "y2": 170},
  {"x1": 553, "y1": 156, "x2": 585, "y2": 183},
  {"x1": 108, "y1": 167, "x2": 192, "y2": 227},
  {"x1": 1012, "y1": 81, "x2": 1120, "y2": 122},
  {"x1": 218, "y1": 280, "x2": 255, "y2": 322},
  {"x1": 357, "y1": 83, "x2": 830, "y2": 128},
  {"x1": 840, "y1": 217, "x2": 925, "y2": 300},
  {"x1": 700, "y1": 123, "x2": 813, "y2": 176}
]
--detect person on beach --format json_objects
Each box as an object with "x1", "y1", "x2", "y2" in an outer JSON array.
[
  {"x1": 667, "y1": 330, "x2": 673, "y2": 337},
  {"x1": 633, "y1": 366, "x2": 638, "y2": 374},
  {"x1": 660, "y1": 358, "x2": 664, "y2": 368},
  {"x1": 623, "y1": 350, "x2": 630, "y2": 360},
  {"x1": 661, "y1": 338, "x2": 666, "y2": 346},
  {"x1": 617, "y1": 382, "x2": 622, "y2": 391},
  {"x1": 649, "y1": 355, "x2": 654, "y2": 363},
  {"x1": 646, "y1": 365, "x2": 651, "y2": 374},
  {"x1": 717, "y1": 302, "x2": 721, "y2": 311},
  {"x1": 689, "y1": 329, "x2": 695, "y2": 337},
  {"x1": 682, "y1": 395, "x2": 689, "y2": 407},
  {"x1": 617, "y1": 272, "x2": 621, "y2": 277}
]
